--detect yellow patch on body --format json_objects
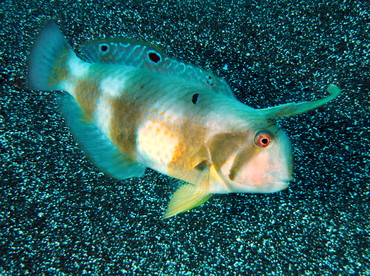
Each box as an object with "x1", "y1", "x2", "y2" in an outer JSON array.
[
  {"x1": 48, "y1": 48, "x2": 70, "y2": 87},
  {"x1": 74, "y1": 79, "x2": 101, "y2": 121},
  {"x1": 138, "y1": 119, "x2": 180, "y2": 166},
  {"x1": 136, "y1": 109, "x2": 184, "y2": 170},
  {"x1": 110, "y1": 97, "x2": 146, "y2": 159},
  {"x1": 168, "y1": 119, "x2": 208, "y2": 171}
]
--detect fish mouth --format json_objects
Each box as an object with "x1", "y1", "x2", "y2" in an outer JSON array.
[
  {"x1": 232, "y1": 178, "x2": 291, "y2": 194},
  {"x1": 262, "y1": 179, "x2": 290, "y2": 193}
]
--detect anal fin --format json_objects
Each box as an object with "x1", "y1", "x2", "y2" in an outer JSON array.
[
  {"x1": 58, "y1": 93, "x2": 146, "y2": 180},
  {"x1": 164, "y1": 184, "x2": 211, "y2": 218}
]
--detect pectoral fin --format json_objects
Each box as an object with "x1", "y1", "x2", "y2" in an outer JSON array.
[
  {"x1": 164, "y1": 184, "x2": 212, "y2": 218},
  {"x1": 262, "y1": 84, "x2": 341, "y2": 119}
]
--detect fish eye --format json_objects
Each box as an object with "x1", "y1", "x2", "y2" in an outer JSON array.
[{"x1": 254, "y1": 131, "x2": 272, "y2": 148}]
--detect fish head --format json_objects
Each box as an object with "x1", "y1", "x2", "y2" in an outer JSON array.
[
  {"x1": 210, "y1": 124, "x2": 292, "y2": 194},
  {"x1": 213, "y1": 84, "x2": 341, "y2": 194}
]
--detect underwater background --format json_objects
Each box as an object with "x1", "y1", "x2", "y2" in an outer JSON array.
[{"x1": 1, "y1": 0, "x2": 369, "y2": 275}]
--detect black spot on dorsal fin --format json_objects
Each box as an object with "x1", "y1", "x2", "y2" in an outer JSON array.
[
  {"x1": 80, "y1": 37, "x2": 235, "y2": 98},
  {"x1": 148, "y1": 50, "x2": 161, "y2": 64},
  {"x1": 100, "y1": 43, "x2": 109, "y2": 53}
]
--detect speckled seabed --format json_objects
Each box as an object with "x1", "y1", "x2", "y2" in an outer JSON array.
[{"x1": 0, "y1": 0, "x2": 369, "y2": 275}]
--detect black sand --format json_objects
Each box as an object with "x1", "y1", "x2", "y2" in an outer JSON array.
[{"x1": 1, "y1": 1, "x2": 369, "y2": 275}]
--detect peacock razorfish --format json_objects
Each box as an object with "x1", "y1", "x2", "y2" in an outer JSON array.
[{"x1": 27, "y1": 22, "x2": 341, "y2": 218}]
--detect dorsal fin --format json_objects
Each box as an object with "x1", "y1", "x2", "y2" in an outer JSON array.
[{"x1": 79, "y1": 37, "x2": 234, "y2": 98}]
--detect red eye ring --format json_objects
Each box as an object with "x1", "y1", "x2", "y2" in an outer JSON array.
[{"x1": 255, "y1": 131, "x2": 272, "y2": 148}]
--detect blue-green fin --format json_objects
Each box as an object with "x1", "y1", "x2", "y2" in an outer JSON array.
[
  {"x1": 261, "y1": 84, "x2": 341, "y2": 119},
  {"x1": 57, "y1": 93, "x2": 146, "y2": 180},
  {"x1": 28, "y1": 21, "x2": 71, "y2": 91},
  {"x1": 79, "y1": 37, "x2": 234, "y2": 98}
]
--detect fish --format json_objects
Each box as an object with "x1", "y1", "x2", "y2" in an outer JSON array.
[{"x1": 27, "y1": 22, "x2": 341, "y2": 218}]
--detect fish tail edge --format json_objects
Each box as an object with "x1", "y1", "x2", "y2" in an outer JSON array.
[{"x1": 27, "y1": 21, "x2": 71, "y2": 91}]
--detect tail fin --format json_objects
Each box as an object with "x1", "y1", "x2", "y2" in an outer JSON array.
[{"x1": 27, "y1": 21, "x2": 72, "y2": 90}]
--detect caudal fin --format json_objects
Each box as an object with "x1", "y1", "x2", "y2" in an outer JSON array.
[{"x1": 27, "y1": 21, "x2": 71, "y2": 90}]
